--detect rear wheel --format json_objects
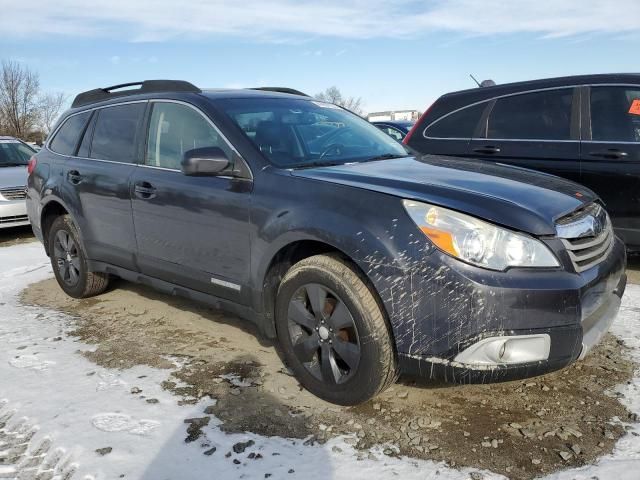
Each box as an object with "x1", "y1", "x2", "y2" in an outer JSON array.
[
  {"x1": 48, "y1": 215, "x2": 109, "y2": 298},
  {"x1": 275, "y1": 254, "x2": 397, "y2": 405}
]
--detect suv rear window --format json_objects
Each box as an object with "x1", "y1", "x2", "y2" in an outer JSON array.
[
  {"x1": 425, "y1": 103, "x2": 486, "y2": 139},
  {"x1": 591, "y1": 86, "x2": 640, "y2": 142},
  {"x1": 49, "y1": 111, "x2": 92, "y2": 155},
  {"x1": 90, "y1": 103, "x2": 145, "y2": 163},
  {"x1": 487, "y1": 89, "x2": 573, "y2": 140}
]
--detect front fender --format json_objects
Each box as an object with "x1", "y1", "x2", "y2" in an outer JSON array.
[{"x1": 251, "y1": 177, "x2": 436, "y2": 349}]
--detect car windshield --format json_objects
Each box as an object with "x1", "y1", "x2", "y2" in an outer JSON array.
[
  {"x1": 218, "y1": 97, "x2": 410, "y2": 168},
  {"x1": 0, "y1": 140, "x2": 34, "y2": 167}
]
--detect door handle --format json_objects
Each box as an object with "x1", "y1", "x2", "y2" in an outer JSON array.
[
  {"x1": 134, "y1": 181, "x2": 156, "y2": 199},
  {"x1": 473, "y1": 145, "x2": 501, "y2": 155},
  {"x1": 588, "y1": 149, "x2": 628, "y2": 160},
  {"x1": 67, "y1": 170, "x2": 82, "y2": 185}
]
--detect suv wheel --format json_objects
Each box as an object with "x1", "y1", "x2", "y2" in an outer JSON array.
[
  {"x1": 275, "y1": 254, "x2": 397, "y2": 405},
  {"x1": 48, "y1": 215, "x2": 110, "y2": 298}
]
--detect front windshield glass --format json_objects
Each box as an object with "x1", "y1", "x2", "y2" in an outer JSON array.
[
  {"x1": 0, "y1": 140, "x2": 34, "y2": 167},
  {"x1": 218, "y1": 97, "x2": 409, "y2": 168}
]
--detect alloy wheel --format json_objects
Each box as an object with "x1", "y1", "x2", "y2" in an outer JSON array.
[
  {"x1": 287, "y1": 283, "x2": 361, "y2": 384},
  {"x1": 53, "y1": 230, "x2": 81, "y2": 287}
]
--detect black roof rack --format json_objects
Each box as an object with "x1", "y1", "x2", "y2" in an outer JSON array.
[
  {"x1": 72, "y1": 80, "x2": 201, "y2": 108},
  {"x1": 249, "y1": 87, "x2": 310, "y2": 97}
]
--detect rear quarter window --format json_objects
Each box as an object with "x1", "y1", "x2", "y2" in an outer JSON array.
[
  {"x1": 424, "y1": 102, "x2": 486, "y2": 139},
  {"x1": 49, "y1": 111, "x2": 92, "y2": 155}
]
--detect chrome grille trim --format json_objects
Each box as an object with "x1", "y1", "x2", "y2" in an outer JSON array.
[
  {"x1": 556, "y1": 203, "x2": 614, "y2": 273},
  {"x1": 0, "y1": 186, "x2": 27, "y2": 201}
]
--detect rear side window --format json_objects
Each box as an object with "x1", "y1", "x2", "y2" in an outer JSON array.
[
  {"x1": 49, "y1": 111, "x2": 91, "y2": 155},
  {"x1": 90, "y1": 103, "x2": 145, "y2": 163},
  {"x1": 425, "y1": 103, "x2": 486, "y2": 139},
  {"x1": 487, "y1": 89, "x2": 573, "y2": 140},
  {"x1": 591, "y1": 86, "x2": 640, "y2": 142}
]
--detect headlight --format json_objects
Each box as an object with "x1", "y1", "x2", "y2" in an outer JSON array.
[{"x1": 402, "y1": 200, "x2": 559, "y2": 270}]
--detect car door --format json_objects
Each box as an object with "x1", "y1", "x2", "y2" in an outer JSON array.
[
  {"x1": 58, "y1": 102, "x2": 145, "y2": 270},
  {"x1": 581, "y1": 85, "x2": 640, "y2": 249},
  {"x1": 468, "y1": 88, "x2": 582, "y2": 184},
  {"x1": 130, "y1": 100, "x2": 252, "y2": 303}
]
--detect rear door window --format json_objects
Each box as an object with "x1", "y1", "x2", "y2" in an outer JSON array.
[
  {"x1": 49, "y1": 111, "x2": 92, "y2": 155},
  {"x1": 425, "y1": 103, "x2": 486, "y2": 139},
  {"x1": 590, "y1": 86, "x2": 640, "y2": 142},
  {"x1": 90, "y1": 103, "x2": 146, "y2": 163},
  {"x1": 487, "y1": 89, "x2": 573, "y2": 140}
]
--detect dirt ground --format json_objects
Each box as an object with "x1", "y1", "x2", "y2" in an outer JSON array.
[
  {"x1": 21, "y1": 275, "x2": 638, "y2": 480},
  {"x1": 0, "y1": 225, "x2": 36, "y2": 247}
]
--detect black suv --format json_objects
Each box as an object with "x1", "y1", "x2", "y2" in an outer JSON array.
[
  {"x1": 404, "y1": 74, "x2": 640, "y2": 252},
  {"x1": 27, "y1": 80, "x2": 626, "y2": 405}
]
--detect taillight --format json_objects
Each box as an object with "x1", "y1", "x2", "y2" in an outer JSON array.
[
  {"x1": 403, "y1": 102, "x2": 434, "y2": 145},
  {"x1": 27, "y1": 156, "x2": 37, "y2": 175}
]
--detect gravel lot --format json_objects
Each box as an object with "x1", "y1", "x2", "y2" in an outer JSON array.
[{"x1": 2, "y1": 226, "x2": 640, "y2": 480}]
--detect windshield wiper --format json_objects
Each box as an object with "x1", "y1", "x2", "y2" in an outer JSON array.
[
  {"x1": 291, "y1": 160, "x2": 347, "y2": 169},
  {"x1": 0, "y1": 163, "x2": 27, "y2": 167},
  {"x1": 362, "y1": 153, "x2": 410, "y2": 162}
]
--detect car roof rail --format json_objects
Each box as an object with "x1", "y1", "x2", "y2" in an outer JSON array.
[
  {"x1": 249, "y1": 87, "x2": 310, "y2": 97},
  {"x1": 71, "y1": 80, "x2": 202, "y2": 108}
]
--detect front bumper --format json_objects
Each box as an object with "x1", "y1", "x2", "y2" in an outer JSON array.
[
  {"x1": 0, "y1": 199, "x2": 29, "y2": 229},
  {"x1": 391, "y1": 237, "x2": 627, "y2": 383}
]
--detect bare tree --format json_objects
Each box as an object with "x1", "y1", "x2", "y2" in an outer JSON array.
[
  {"x1": 0, "y1": 60, "x2": 41, "y2": 138},
  {"x1": 315, "y1": 86, "x2": 364, "y2": 115},
  {"x1": 39, "y1": 92, "x2": 68, "y2": 136}
]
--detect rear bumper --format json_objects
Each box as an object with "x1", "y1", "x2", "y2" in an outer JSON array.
[
  {"x1": 393, "y1": 237, "x2": 627, "y2": 383},
  {"x1": 0, "y1": 200, "x2": 29, "y2": 229}
]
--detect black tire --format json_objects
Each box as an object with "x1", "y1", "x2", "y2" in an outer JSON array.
[
  {"x1": 275, "y1": 254, "x2": 397, "y2": 405},
  {"x1": 48, "y1": 215, "x2": 109, "y2": 298}
]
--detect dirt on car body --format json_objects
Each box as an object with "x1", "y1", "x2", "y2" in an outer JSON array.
[{"x1": 21, "y1": 278, "x2": 638, "y2": 480}]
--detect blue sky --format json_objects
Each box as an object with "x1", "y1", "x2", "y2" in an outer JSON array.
[{"x1": 0, "y1": 0, "x2": 638, "y2": 113}]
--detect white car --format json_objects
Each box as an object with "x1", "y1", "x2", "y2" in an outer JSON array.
[{"x1": 0, "y1": 136, "x2": 35, "y2": 229}]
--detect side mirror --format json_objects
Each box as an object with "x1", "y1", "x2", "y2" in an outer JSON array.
[{"x1": 181, "y1": 147, "x2": 230, "y2": 176}]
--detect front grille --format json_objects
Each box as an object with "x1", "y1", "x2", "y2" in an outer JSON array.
[
  {"x1": 557, "y1": 203, "x2": 614, "y2": 273},
  {"x1": 0, "y1": 186, "x2": 27, "y2": 201},
  {"x1": 0, "y1": 214, "x2": 28, "y2": 224}
]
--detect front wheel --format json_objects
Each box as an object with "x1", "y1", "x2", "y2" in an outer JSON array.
[
  {"x1": 275, "y1": 254, "x2": 397, "y2": 405},
  {"x1": 48, "y1": 215, "x2": 110, "y2": 298}
]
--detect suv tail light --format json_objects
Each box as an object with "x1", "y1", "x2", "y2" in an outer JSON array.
[
  {"x1": 27, "y1": 156, "x2": 37, "y2": 175},
  {"x1": 403, "y1": 103, "x2": 434, "y2": 145}
]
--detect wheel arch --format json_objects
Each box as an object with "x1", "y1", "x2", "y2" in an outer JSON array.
[
  {"x1": 259, "y1": 238, "x2": 398, "y2": 356},
  {"x1": 40, "y1": 198, "x2": 79, "y2": 256}
]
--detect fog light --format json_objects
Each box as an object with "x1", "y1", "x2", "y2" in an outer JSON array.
[{"x1": 454, "y1": 334, "x2": 551, "y2": 367}]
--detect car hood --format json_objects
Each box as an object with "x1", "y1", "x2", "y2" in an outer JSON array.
[
  {"x1": 291, "y1": 155, "x2": 597, "y2": 236},
  {"x1": 0, "y1": 166, "x2": 27, "y2": 189}
]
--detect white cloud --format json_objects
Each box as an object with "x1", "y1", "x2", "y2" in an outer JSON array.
[
  {"x1": 0, "y1": 0, "x2": 638, "y2": 41},
  {"x1": 110, "y1": 55, "x2": 121, "y2": 65}
]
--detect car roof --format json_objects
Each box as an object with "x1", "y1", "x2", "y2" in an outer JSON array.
[
  {"x1": 0, "y1": 136, "x2": 18, "y2": 141},
  {"x1": 64, "y1": 82, "x2": 315, "y2": 117},
  {"x1": 439, "y1": 73, "x2": 640, "y2": 108},
  {"x1": 199, "y1": 88, "x2": 312, "y2": 101}
]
